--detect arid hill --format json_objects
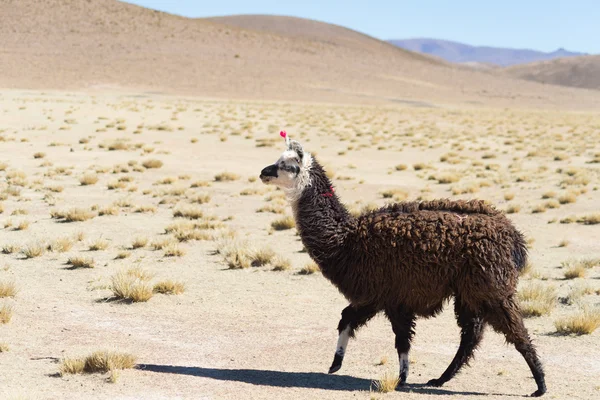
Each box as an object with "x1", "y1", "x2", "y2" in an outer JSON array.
[
  {"x1": 1, "y1": 0, "x2": 599, "y2": 109},
  {"x1": 503, "y1": 55, "x2": 600, "y2": 91}
]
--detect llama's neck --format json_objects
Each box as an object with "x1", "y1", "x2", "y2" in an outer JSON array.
[{"x1": 289, "y1": 159, "x2": 353, "y2": 268}]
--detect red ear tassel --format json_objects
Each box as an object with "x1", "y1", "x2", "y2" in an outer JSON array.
[{"x1": 280, "y1": 130, "x2": 287, "y2": 138}]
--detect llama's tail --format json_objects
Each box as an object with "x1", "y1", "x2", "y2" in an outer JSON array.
[{"x1": 512, "y1": 229, "x2": 529, "y2": 272}]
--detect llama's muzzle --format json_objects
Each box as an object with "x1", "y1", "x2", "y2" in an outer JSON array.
[{"x1": 260, "y1": 164, "x2": 278, "y2": 182}]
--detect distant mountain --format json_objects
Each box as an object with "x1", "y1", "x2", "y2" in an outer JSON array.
[
  {"x1": 503, "y1": 55, "x2": 600, "y2": 90},
  {"x1": 388, "y1": 38, "x2": 586, "y2": 67}
]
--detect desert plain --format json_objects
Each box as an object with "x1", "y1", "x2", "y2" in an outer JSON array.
[{"x1": 0, "y1": 88, "x2": 599, "y2": 400}]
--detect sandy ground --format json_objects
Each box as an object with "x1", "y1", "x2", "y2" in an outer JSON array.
[{"x1": 0, "y1": 89, "x2": 599, "y2": 400}]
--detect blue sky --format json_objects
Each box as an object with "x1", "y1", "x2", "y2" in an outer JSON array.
[{"x1": 125, "y1": 0, "x2": 599, "y2": 53}]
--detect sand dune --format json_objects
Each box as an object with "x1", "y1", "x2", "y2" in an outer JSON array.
[
  {"x1": 503, "y1": 55, "x2": 600, "y2": 90},
  {"x1": 0, "y1": 0, "x2": 599, "y2": 109}
]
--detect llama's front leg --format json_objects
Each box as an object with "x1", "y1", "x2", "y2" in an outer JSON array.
[
  {"x1": 328, "y1": 304, "x2": 377, "y2": 374},
  {"x1": 386, "y1": 308, "x2": 416, "y2": 386}
]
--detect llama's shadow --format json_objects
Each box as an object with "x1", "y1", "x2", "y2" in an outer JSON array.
[{"x1": 137, "y1": 364, "x2": 514, "y2": 396}]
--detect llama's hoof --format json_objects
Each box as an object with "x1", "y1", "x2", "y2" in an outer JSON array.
[
  {"x1": 397, "y1": 380, "x2": 407, "y2": 388},
  {"x1": 328, "y1": 364, "x2": 341, "y2": 374},
  {"x1": 530, "y1": 389, "x2": 546, "y2": 397},
  {"x1": 426, "y1": 378, "x2": 444, "y2": 387},
  {"x1": 328, "y1": 354, "x2": 343, "y2": 374}
]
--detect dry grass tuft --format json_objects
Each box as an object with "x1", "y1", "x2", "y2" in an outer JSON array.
[
  {"x1": 189, "y1": 194, "x2": 211, "y2": 204},
  {"x1": 134, "y1": 205, "x2": 157, "y2": 214},
  {"x1": 555, "y1": 308, "x2": 600, "y2": 335},
  {"x1": 59, "y1": 351, "x2": 137, "y2": 375},
  {"x1": 380, "y1": 188, "x2": 409, "y2": 201},
  {"x1": 504, "y1": 192, "x2": 515, "y2": 201},
  {"x1": 52, "y1": 208, "x2": 96, "y2": 222},
  {"x1": 376, "y1": 356, "x2": 389, "y2": 366},
  {"x1": 163, "y1": 243, "x2": 185, "y2": 257},
  {"x1": 518, "y1": 282, "x2": 557, "y2": 317},
  {"x1": 214, "y1": 172, "x2": 240, "y2": 182},
  {"x1": 115, "y1": 251, "x2": 131, "y2": 260},
  {"x1": 15, "y1": 220, "x2": 30, "y2": 231},
  {"x1": 298, "y1": 262, "x2": 320, "y2": 275},
  {"x1": 22, "y1": 243, "x2": 45, "y2": 259},
  {"x1": 0, "y1": 342, "x2": 9, "y2": 352},
  {"x1": 563, "y1": 262, "x2": 586, "y2": 279},
  {"x1": 173, "y1": 206, "x2": 204, "y2": 220},
  {"x1": 558, "y1": 192, "x2": 577, "y2": 204},
  {"x1": 142, "y1": 159, "x2": 163, "y2": 169},
  {"x1": 577, "y1": 214, "x2": 600, "y2": 225},
  {"x1": 151, "y1": 237, "x2": 177, "y2": 250},
  {"x1": 271, "y1": 216, "x2": 295, "y2": 231},
  {"x1": 250, "y1": 247, "x2": 276, "y2": 267},
  {"x1": 0, "y1": 281, "x2": 17, "y2": 298},
  {"x1": 111, "y1": 267, "x2": 154, "y2": 302},
  {"x1": 272, "y1": 256, "x2": 291, "y2": 271},
  {"x1": 153, "y1": 280, "x2": 185, "y2": 295},
  {"x1": 80, "y1": 174, "x2": 99, "y2": 186},
  {"x1": 131, "y1": 236, "x2": 149, "y2": 249},
  {"x1": 67, "y1": 256, "x2": 95, "y2": 269},
  {"x1": 0, "y1": 304, "x2": 13, "y2": 324},
  {"x1": 48, "y1": 237, "x2": 75, "y2": 253},
  {"x1": 505, "y1": 204, "x2": 521, "y2": 214},
  {"x1": 372, "y1": 371, "x2": 399, "y2": 393},
  {"x1": 2, "y1": 244, "x2": 20, "y2": 254},
  {"x1": 88, "y1": 238, "x2": 109, "y2": 251}
]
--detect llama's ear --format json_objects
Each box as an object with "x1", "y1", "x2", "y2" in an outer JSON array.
[{"x1": 289, "y1": 140, "x2": 304, "y2": 159}]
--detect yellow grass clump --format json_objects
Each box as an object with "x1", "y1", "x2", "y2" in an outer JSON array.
[
  {"x1": 153, "y1": 280, "x2": 185, "y2": 295},
  {"x1": 173, "y1": 206, "x2": 204, "y2": 220},
  {"x1": 80, "y1": 174, "x2": 99, "y2": 186},
  {"x1": 372, "y1": 371, "x2": 399, "y2": 393},
  {"x1": 163, "y1": 243, "x2": 186, "y2": 257},
  {"x1": 51, "y1": 208, "x2": 96, "y2": 222},
  {"x1": 67, "y1": 256, "x2": 95, "y2": 269},
  {"x1": 142, "y1": 159, "x2": 163, "y2": 169},
  {"x1": 271, "y1": 216, "x2": 295, "y2": 231},
  {"x1": 22, "y1": 243, "x2": 45, "y2": 259},
  {"x1": 298, "y1": 262, "x2": 320, "y2": 275},
  {"x1": 111, "y1": 267, "x2": 154, "y2": 302},
  {"x1": 59, "y1": 351, "x2": 137, "y2": 375},
  {"x1": 562, "y1": 261, "x2": 586, "y2": 279},
  {"x1": 505, "y1": 204, "x2": 521, "y2": 214},
  {"x1": 88, "y1": 238, "x2": 109, "y2": 251},
  {"x1": 272, "y1": 256, "x2": 292, "y2": 271},
  {"x1": 131, "y1": 236, "x2": 148, "y2": 249},
  {"x1": 0, "y1": 281, "x2": 17, "y2": 298},
  {"x1": 517, "y1": 282, "x2": 557, "y2": 317},
  {"x1": 554, "y1": 308, "x2": 600, "y2": 335},
  {"x1": 48, "y1": 237, "x2": 75, "y2": 253},
  {"x1": 214, "y1": 172, "x2": 240, "y2": 182},
  {"x1": 0, "y1": 304, "x2": 13, "y2": 324}
]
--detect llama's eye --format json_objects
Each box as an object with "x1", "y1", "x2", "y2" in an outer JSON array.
[{"x1": 295, "y1": 158, "x2": 300, "y2": 164}]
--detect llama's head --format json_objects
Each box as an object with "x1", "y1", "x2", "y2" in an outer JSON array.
[{"x1": 260, "y1": 131, "x2": 312, "y2": 196}]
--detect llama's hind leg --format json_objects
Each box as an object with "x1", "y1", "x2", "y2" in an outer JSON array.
[
  {"x1": 426, "y1": 298, "x2": 484, "y2": 387},
  {"x1": 328, "y1": 304, "x2": 377, "y2": 374},
  {"x1": 486, "y1": 297, "x2": 546, "y2": 397},
  {"x1": 386, "y1": 307, "x2": 416, "y2": 386}
]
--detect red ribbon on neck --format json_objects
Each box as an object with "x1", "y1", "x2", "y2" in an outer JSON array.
[{"x1": 321, "y1": 186, "x2": 335, "y2": 197}]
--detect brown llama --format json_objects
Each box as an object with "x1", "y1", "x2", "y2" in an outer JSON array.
[{"x1": 259, "y1": 132, "x2": 546, "y2": 397}]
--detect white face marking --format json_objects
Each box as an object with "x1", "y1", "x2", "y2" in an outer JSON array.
[
  {"x1": 262, "y1": 148, "x2": 313, "y2": 202},
  {"x1": 400, "y1": 352, "x2": 409, "y2": 376},
  {"x1": 335, "y1": 326, "x2": 351, "y2": 357}
]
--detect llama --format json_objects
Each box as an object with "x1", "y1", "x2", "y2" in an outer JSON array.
[{"x1": 259, "y1": 132, "x2": 546, "y2": 397}]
